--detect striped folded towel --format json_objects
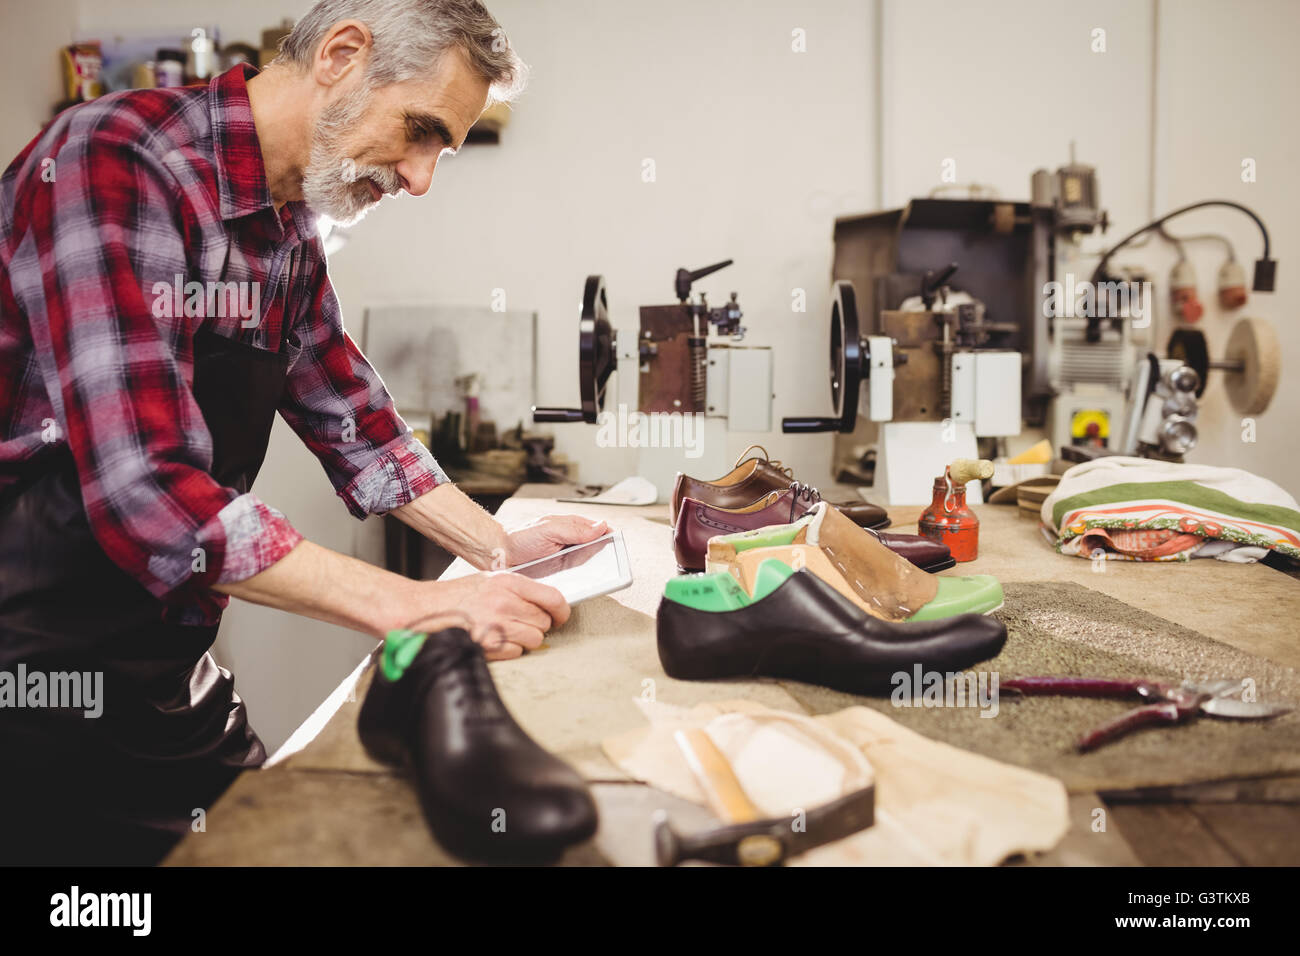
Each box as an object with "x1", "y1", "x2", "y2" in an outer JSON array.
[{"x1": 1041, "y1": 456, "x2": 1300, "y2": 562}]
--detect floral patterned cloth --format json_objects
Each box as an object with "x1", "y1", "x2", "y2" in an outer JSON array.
[{"x1": 1041, "y1": 457, "x2": 1300, "y2": 563}]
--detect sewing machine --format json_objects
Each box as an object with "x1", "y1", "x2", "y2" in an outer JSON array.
[{"x1": 531, "y1": 261, "x2": 774, "y2": 497}]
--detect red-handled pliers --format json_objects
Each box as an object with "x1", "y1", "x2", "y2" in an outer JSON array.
[{"x1": 1000, "y1": 677, "x2": 1291, "y2": 752}]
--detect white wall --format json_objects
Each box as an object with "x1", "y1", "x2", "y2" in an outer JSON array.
[
  {"x1": 1155, "y1": 0, "x2": 1299, "y2": 484},
  {"x1": 0, "y1": 0, "x2": 80, "y2": 163},
  {"x1": 881, "y1": 0, "x2": 1154, "y2": 233}
]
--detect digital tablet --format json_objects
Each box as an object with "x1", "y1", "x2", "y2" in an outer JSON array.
[{"x1": 442, "y1": 531, "x2": 633, "y2": 605}]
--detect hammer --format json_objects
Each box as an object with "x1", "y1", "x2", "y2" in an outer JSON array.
[{"x1": 654, "y1": 729, "x2": 875, "y2": 866}]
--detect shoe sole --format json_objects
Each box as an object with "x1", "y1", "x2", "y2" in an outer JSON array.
[
  {"x1": 682, "y1": 554, "x2": 956, "y2": 576},
  {"x1": 674, "y1": 511, "x2": 891, "y2": 534},
  {"x1": 920, "y1": 557, "x2": 957, "y2": 573}
]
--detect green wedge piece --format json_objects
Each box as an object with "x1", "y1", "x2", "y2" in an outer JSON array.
[
  {"x1": 751, "y1": 558, "x2": 796, "y2": 602},
  {"x1": 380, "y1": 629, "x2": 430, "y2": 682},
  {"x1": 907, "y1": 574, "x2": 1004, "y2": 621},
  {"x1": 663, "y1": 572, "x2": 753, "y2": 612}
]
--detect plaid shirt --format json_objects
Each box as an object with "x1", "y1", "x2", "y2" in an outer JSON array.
[{"x1": 0, "y1": 65, "x2": 446, "y2": 625}]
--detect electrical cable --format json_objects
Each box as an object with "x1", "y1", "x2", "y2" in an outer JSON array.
[
  {"x1": 1090, "y1": 200, "x2": 1272, "y2": 290},
  {"x1": 1157, "y1": 225, "x2": 1236, "y2": 261}
]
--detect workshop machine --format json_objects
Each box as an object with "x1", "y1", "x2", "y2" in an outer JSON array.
[
  {"x1": 1035, "y1": 149, "x2": 1279, "y2": 460},
  {"x1": 782, "y1": 148, "x2": 1281, "y2": 502},
  {"x1": 531, "y1": 261, "x2": 774, "y2": 497},
  {"x1": 1032, "y1": 148, "x2": 1135, "y2": 456},
  {"x1": 780, "y1": 199, "x2": 1030, "y2": 504}
]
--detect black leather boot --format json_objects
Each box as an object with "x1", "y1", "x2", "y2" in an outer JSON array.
[
  {"x1": 358, "y1": 627, "x2": 598, "y2": 864},
  {"x1": 657, "y1": 568, "x2": 1007, "y2": 695}
]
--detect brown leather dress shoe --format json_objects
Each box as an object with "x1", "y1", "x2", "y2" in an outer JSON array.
[
  {"x1": 671, "y1": 445, "x2": 889, "y2": 531},
  {"x1": 872, "y1": 530, "x2": 954, "y2": 573},
  {"x1": 673, "y1": 491, "x2": 952, "y2": 573}
]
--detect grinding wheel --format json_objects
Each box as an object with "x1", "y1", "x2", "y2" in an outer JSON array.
[{"x1": 1222, "y1": 317, "x2": 1279, "y2": 416}]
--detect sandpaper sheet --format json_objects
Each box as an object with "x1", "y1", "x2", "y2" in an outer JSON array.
[{"x1": 781, "y1": 581, "x2": 1300, "y2": 793}]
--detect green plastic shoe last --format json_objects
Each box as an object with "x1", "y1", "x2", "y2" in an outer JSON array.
[
  {"x1": 907, "y1": 574, "x2": 1004, "y2": 621},
  {"x1": 380, "y1": 629, "x2": 430, "y2": 682},
  {"x1": 751, "y1": 558, "x2": 796, "y2": 602},
  {"x1": 663, "y1": 572, "x2": 753, "y2": 612}
]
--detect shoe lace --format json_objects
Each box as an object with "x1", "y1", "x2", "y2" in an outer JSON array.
[
  {"x1": 788, "y1": 481, "x2": 821, "y2": 522},
  {"x1": 414, "y1": 635, "x2": 506, "y2": 721},
  {"x1": 734, "y1": 443, "x2": 795, "y2": 479}
]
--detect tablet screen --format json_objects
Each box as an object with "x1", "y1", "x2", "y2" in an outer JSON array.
[
  {"x1": 513, "y1": 534, "x2": 620, "y2": 596},
  {"x1": 438, "y1": 531, "x2": 630, "y2": 605}
]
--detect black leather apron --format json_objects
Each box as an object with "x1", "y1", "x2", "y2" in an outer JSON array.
[{"x1": 0, "y1": 324, "x2": 291, "y2": 865}]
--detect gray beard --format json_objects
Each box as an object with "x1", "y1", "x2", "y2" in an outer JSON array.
[{"x1": 301, "y1": 86, "x2": 401, "y2": 226}]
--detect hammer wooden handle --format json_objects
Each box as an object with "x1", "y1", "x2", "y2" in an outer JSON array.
[
  {"x1": 674, "y1": 729, "x2": 763, "y2": 824},
  {"x1": 948, "y1": 458, "x2": 993, "y2": 485}
]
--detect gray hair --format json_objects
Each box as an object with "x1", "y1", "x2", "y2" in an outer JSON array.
[{"x1": 274, "y1": 0, "x2": 527, "y2": 103}]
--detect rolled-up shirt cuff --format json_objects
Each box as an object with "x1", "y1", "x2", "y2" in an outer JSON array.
[
  {"x1": 338, "y1": 432, "x2": 448, "y2": 518},
  {"x1": 155, "y1": 493, "x2": 303, "y2": 626},
  {"x1": 144, "y1": 492, "x2": 300, "y2": 595},
  {"x1": 209, "y1": 493, "x2": 305, "y2": 583}
]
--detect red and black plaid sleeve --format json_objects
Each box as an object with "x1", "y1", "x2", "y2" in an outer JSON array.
[{"x1": 1, "y1": 86, "x2": 302, "y2": 624}]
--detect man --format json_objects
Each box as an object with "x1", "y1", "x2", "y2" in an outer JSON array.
[{"x1": 0, "y1": 0, "x2": 603, "y2": 864}]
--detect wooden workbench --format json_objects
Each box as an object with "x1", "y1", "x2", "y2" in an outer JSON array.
[{"x1": 165, "y1": 485, "x2": 1300, "y2": 866}]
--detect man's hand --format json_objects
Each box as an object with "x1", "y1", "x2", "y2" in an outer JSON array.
[
  {"x1": 411, "y1": 573, "x2": 571, "y2": 660},
  {"x1": 385, "y1": 485, "x2": 615, "y2": 656},
  {"x1": 399, "y1": 514, "x2": 608, "y2": 659},
  {"x1": 393, "y1": 484, "x2": 609, "y2": 571},
  {"x1": 500, "y1": 514, "x2": 611, "y2": 567}
]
